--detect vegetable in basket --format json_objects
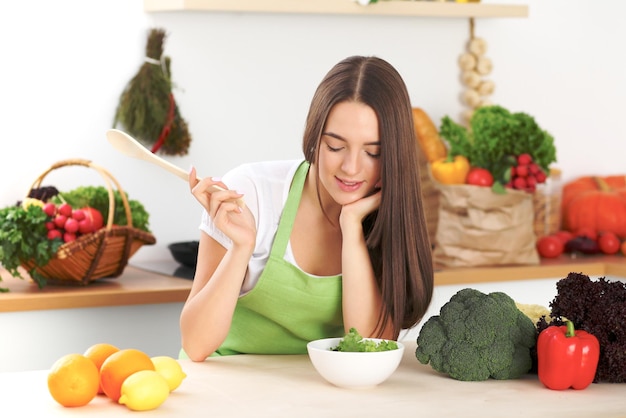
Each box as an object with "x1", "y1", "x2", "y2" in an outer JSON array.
[
  {"x1": 0, "y1": 185, "x2": 152, "y2": 291},
  {"x1": 51, "y1": 186, "x2": 151, "y2": 233},
  {"x1": 415, "y1": 288, "x2": 537, "y2": 381},
  {"x1": 0, "y1": 204, "x2": 63, "y2": 291}
]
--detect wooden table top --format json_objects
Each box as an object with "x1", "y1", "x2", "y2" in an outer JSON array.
[{"x1": 0, "y1": 340, "x2": 624, "y2": 417}]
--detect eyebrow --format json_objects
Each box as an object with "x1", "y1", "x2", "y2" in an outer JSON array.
[{"x1": 322, "y1": 131, "x2": 381, "y2": 146}]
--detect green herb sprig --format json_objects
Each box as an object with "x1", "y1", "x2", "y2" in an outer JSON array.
[{"x1": 0, "y1": 205, "x2": 62, "y2": 291}]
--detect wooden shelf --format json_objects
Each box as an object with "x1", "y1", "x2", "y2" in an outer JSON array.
[
  {"x1": 434, "y1": 255, "x2": 626, "y2": 286},
  {"x1": 144, "y1": 0, "x2": 528, "y2": 18},
  {"x1": 0, "y1": 267, "x2": 192, "y2": 313}
]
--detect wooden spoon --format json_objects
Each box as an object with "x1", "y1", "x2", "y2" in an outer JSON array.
[{"x1": 106, "y1": 129, "x2": 244, "y2": 206}]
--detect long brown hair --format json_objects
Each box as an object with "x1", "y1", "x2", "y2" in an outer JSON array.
[{"x1": 302, "y1": 56, "x2": 434, "y2": 338}]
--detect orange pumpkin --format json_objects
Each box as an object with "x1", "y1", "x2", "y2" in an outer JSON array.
[{"x1": 563, "y1": 176, "x2": 626, "y2": 239}]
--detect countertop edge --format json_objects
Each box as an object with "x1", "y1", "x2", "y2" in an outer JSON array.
[{"x1": 2, "y1": 256, "x2": 625, "y2": 313}]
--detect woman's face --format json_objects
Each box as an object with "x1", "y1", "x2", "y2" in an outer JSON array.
[{"x1": 317, "y1": 101, "x2": 381, "y2": 206}]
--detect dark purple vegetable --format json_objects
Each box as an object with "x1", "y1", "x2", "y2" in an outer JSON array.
[
  {"x1": 564, "y1": 236, "x2": 600, "y2": 254},
  {"x1": 537, "y1": 272, "x2": 626, "y2": 383}
]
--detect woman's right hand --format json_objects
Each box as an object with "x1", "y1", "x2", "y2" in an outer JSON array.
[{"x1": 189, "y1": 166, "x2": 256, "y2": 248}]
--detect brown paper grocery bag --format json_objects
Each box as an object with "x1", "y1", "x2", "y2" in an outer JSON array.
[{"x1": 433, "y1": 184, "x2": 539, "y2": 267}]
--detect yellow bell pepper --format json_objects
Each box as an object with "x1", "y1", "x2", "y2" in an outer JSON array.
[{"x1": 430, "y1": 155, "x2": 470, "y2": 185}]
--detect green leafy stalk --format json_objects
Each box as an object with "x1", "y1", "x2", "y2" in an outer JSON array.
[{"x1": 0, "y1": 205, "x2": 62, "y2": 290}]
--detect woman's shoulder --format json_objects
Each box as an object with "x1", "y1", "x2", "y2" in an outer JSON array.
[{"x1": 222, "y1": 159, "x2": 304, "y2": 216}]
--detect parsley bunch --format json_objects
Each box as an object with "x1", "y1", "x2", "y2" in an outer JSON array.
[{"x1": 0, "y1": 205, "x2": 62, "y2": 291}]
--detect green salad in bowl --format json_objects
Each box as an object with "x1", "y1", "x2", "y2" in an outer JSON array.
[{"x1": 307, "y1": 328, "x2": 404, "y2": 389}]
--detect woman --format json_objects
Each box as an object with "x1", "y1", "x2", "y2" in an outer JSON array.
[{"x1": 180, "y1": 55, "x2": 433, "y2": 360}]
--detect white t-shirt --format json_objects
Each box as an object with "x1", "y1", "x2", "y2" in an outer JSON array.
[{"x1": 199, "y1": 159, "x2": 305, "y2": 295}]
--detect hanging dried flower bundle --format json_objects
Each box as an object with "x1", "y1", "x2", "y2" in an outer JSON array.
[{"x1": 113, "y1": 28, "x2": 191, "y2": 156}]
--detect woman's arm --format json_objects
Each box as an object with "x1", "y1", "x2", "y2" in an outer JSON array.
[
  {"x1": 339, "y1": 192, "x2": 394, "y2": 340},
  {"x1": 179, "y1": 233, "x2": 253, "y2": 361},
  {"x1": 180, "y1": 169, "x2": 256, "y2": 360}
]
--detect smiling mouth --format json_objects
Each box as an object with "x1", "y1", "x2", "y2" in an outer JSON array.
[{"x1": 336, "y1": 177, "x2": 363, "y2": 192}]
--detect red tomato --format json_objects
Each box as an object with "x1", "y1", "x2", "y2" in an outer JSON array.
[
  {"x1": 598, "y1": 231, "x2": 621, "y2": 255},
  {"x1": 537, "y1": 235, "x2": 565, "y2": 258},
  {"x1": 575, "y1": 226, "x2": 597, "y2": 241},
  {"x1": 466, "y1": 168, "x2": 494, "y2": 187},
  {"x1": 82, "y1": 207, "x2": 104, "y2": 232},
  {"x1": 554, "y1": 230, "x2": 575, "y2": 245}
]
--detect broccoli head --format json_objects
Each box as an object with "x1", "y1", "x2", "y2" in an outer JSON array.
[{"x1": 415, "y1": 288, "x2": 537, "y2": 381}]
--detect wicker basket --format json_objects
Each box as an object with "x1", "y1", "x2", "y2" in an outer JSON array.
[{"x1": 21, "y1": 159, "x2": 156, "y2": 286}]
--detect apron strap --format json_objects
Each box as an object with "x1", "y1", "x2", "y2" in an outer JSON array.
[{"x1": 270, "y1": 161, "x2": 309, "y2": 258}]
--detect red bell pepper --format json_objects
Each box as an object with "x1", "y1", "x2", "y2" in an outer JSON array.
[{"x1": 537, "y1": 320, "x2": 600, "y2": 390}]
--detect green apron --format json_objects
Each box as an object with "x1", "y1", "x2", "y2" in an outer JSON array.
[{"x1": 197, "y1": 161, "x2": 344, "y2": 357}]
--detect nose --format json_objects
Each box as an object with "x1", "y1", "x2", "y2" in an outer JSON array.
[{"x1": 341, "y1": 150, "x2": 361, "y2": 176}]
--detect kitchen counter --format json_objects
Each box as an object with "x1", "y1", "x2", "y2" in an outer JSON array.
[
  {"x1": 1, "y1": 255, "x2": 626, "y2": 312},
  {"x1": 0, "y1": 340, "x2": 624, "y2": 418}
]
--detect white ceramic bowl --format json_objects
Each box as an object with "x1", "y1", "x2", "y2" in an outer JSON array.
[{"x1": 306, "y1": 337, "x2": 404, "y2": 389}]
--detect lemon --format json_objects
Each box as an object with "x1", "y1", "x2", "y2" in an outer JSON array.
[
  {"x1": 22, "y1": 198, "x2": 44, "y2": 210},
  {"x1": 151, "y1": 356, "x2": 187, "y2": 392},
  {"x1": 118, "y1": 370, "x2": 170, "y2": 411}
]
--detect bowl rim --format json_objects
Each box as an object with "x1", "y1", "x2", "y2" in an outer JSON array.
[{"x1": 306, "y1": 337, "x2": 405, "y2": 353}]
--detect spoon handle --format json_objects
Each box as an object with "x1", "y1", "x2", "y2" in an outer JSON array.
[{"x1": 106, "y1": 129, "x2": 244, "y2": 206}]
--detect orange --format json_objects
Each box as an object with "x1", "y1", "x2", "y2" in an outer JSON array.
[
  {"x1": 621, "y1": 240, "x2": 626, "y2": 256},
  {"x1": 84, "y1": 343, "x2": 120, "y2": 394},
  {"x1": 99, "y1": 348, "x2": 155, "y2": 402},
  {"x1": 47, "y1": 353, "x2": 100, "y2": 407}
]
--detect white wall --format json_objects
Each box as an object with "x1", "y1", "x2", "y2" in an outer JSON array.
[{"x1": 2, "y1": 0, "x2": 625, "y2": 264}]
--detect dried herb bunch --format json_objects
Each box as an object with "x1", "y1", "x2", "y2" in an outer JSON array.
[{"x1": 113, "y1": 28, "x2": 191, "y2": 156}]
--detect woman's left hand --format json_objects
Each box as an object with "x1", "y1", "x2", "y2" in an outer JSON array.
[{"x1": 339, "y1": 187, "x2": 381, "y2": 229}]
